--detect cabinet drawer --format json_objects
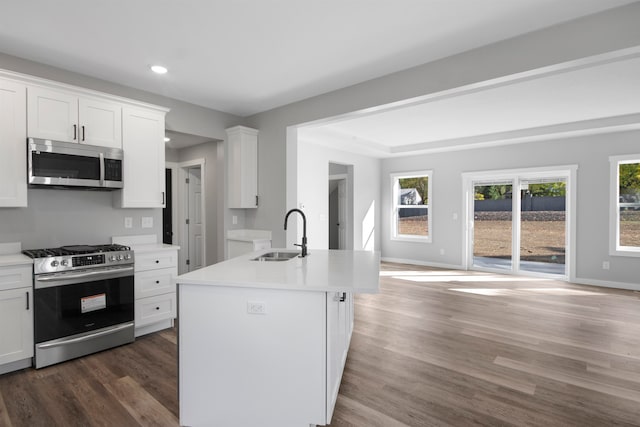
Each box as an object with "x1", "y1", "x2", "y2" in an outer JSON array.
[
  {"x1": 135, "y1": 293, "x2": 176, "y2": 327},
  {"x1": 0, "y1": 266, "x2": 32, "y2": 292},
  {"x1": 135, "y1": 268, "x2": 176, "y2": 299},
  {"x1": 135, "y1": 251, "x2": 177, "y2": 272}
]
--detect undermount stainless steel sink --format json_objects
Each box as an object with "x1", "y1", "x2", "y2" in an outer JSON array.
[{"x1": 251, "y1": 251, "x2": 300, "y2": 262}]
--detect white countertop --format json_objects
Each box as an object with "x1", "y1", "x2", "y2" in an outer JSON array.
[
  {"x1": 176, "y1": 249, "x2": 380, "y2": 293},
  {"x1": 129, "y1": 243, "x2": 180, "y2": 253},
  {"x1": 0, "y1": 253, "x2": 33, "y2": 268},
  {"x1": 0, "y1": 242, "x2": 32, "y2": 267}
]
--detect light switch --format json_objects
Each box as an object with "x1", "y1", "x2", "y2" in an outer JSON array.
[{"x1": 124, "y1": 217, "x2": 133, "y2": 228}]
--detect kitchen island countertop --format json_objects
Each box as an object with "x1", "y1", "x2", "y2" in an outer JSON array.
[{"x1": 175, "y1": 249, "x2": 380, "y2": 293}]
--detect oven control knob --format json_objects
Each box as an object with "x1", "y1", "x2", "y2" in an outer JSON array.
[
  {"x1": 117, "y1": 255, "x2": 123, "y2": 261},
  {"x1": 110, "y1": 255, "x2": 117, "y2": 262},
  {"x1": 125, "y1": 254, "x2": 132, "y2": 260},
  {"x1": 61, "y1": 260, "x2": 69, "y2": 266},
  {"x1": 50, "y1": 260, "x2": 59, "y2": 267}
]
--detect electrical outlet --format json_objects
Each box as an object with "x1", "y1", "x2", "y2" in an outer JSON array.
[
  {"x1": 247, "y1": 301, "x2": 266, "y2": 315},
  {"x1": 440, "y1": 248, "x2": 445, "y2": 255},
  {"x1": 602, "y1": 261, "x2": 610, "y2": 270},
  {"x1": 124, "y1": 217, "x2": 133, "y2": 228},
  {"x1": 452, "y1": 213, "x2": 458, "y2": 220},
  {"x1": 141, "y1": 217, "x2": 153, "y2": 228},
  {"x1": 232, "y1": 215, "x2": 238, "y2": 225}
]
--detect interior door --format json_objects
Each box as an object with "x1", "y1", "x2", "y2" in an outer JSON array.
[
  {"x1": 337, "y1": 179, "x2": 347, "y2": 249},
  {"x1": 187, "y1": 167, "x2": 203, "y2": 271}
]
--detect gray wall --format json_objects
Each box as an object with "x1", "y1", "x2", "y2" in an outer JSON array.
[
  {"x1": 382, "y1": 131, "x2": 640, "y2": 288},
  {"x1": 0, "y1": 189, "x2": 159, "y2": 249}
]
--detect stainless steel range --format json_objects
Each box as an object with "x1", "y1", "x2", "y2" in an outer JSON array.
[{"x1": 23, "y1": 244, "x2": 135, "y2": 368}]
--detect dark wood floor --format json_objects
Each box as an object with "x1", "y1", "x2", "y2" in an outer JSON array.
[{"x1": 2, "y1": 262, "x2": 640, "y2": 426}]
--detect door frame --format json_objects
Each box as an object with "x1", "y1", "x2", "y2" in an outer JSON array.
[
  {"x1": 462, "y1": 164, "x2": 577, "y2": 281},
  {"x1": 329, "y1": 173, "x2": 352, "y2": 250},
  {"x1": 329, "y1": 174, "x2": 348, "y2": 249},
  {"x1": 177, "y1": 158, "x2": 206, "y2": 274}
]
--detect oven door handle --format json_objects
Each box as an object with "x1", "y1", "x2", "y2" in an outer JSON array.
[
  {"x1": 35, "y1": 266, "x2": 134, "y2": 288},
  {"x1": 37, "y1": 322, "x2": 134, "y2": 349}
]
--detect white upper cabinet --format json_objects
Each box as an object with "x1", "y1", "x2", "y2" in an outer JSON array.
[
  {"x1": 0, "y1": 78, "x2": 27, "y2": 207},
  {"x1": 115, "y1": 107, "x2": 166, "y2": 208},
  {"x1": 226, "y1": 126, "x2": 258, "y2": 209},
  {"x1": 79, "y1": 97, "x2": 122, "y2": 148},
  {"x1": 27, "y1": 86, "x2": 122, "y2": 148}
]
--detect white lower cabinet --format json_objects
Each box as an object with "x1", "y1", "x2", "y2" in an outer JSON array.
[
  {"x1": 179, "y1": 285, "x2": 354, "y2": 426},
  {"x1": 0, "y1": 265, "x2": 34, "y2": 374},
  {"x1": 134, "y1": 249, "x2": 177, "y2": 337}
]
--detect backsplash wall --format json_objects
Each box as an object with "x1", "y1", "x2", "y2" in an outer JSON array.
[{"x1": 0, "y1": 188, "x2": 161, "y2": 250}]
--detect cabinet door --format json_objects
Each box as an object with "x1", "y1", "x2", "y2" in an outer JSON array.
[
  {"x1": 226, "y1": 126, "x2": 258, "y2": 209},
  {"x1": 135, "y1": 292, "x2": 176, "y2": 327},
  {"x1": 79, "y1": 98, "x2": 122, "y2": 148},
  {"x1": 0, "y1": 79, "x2": 27, "y2": 207},
  {"x1": 0, "y1": 288, "x2": 34, "y2": 365},
  {"x1": 117, "y1": 107, "x2": 166, "y2": 208},
  {"x1": 27, "y1": 86, "x2": 78, "y2": 142},
  {"x1": 326, "y1": 291, "x2": 348, "y2": 422}
]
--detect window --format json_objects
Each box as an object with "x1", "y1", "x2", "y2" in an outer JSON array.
[
  {"x1": 610, "y1": 155, "x2": 640, "y2": 256},
  {"x1": 391, "y1": 171, "x2": 432, "y2": 242}
]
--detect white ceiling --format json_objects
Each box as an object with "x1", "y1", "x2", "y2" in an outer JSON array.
[
  {"x1": 298, "y1": 53, "x2": 640, "y2": 157},
  {"x1": 0, "y1": 0, "x2": 635, "y2": 117}
]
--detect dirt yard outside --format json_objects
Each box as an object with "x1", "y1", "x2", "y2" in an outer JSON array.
[
  {"x1": 399, "y1": 211, "x2": 640, "y2": 259},
  {"x1": 620, "y1": 210, "x2": 640, "y2": 247}
]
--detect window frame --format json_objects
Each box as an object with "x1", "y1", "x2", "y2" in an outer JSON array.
[
  {"x1": 609, "y1": 154, "x2": 640, "y2": 257},
  {"x1": 390, "y1": 170, "x2": 432, "y2": 243}
]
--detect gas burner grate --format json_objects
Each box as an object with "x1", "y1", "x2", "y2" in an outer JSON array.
[{"x1": 23, "y1": 244, "x2": 131, "y2": 259}]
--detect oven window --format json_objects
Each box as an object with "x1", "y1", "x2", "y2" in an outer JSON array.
[
  {"x1": 34, "y1": 275, "x2": 134, "y2": 343},
  {"x1": 32, "y1": 152, "x2": 101, "y2": 180}
]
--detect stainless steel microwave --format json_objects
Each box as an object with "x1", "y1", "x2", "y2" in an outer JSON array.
[{"x1": 28, "y1": 138, "x2": 123, "y2": 190}]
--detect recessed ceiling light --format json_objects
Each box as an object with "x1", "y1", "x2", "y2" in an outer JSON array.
[
  {"x1": 164, "y1": 137, "x2": 171, "y2": 142},
  {"x1": 151, "y1": 65, "x2": 168, "y2": 74}
]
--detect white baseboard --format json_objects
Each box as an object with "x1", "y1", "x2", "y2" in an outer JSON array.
[
  {"x1": 380, "y1": 257, "x2": 463, "y2": 270},
  {"x1": 572, "y1": 277, "x2": 640, "y2": 292}
]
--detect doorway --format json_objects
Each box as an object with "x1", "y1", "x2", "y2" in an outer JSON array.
[
  {"x1": 464, "y1": 166, "x2": 576, "y2": 279},
  {"x1": 177, "y1": 159, "x2": 206, "y2": 274},
  {"x1": 329, "y1": 177, "x2": 347, "y2": 249},
  {"x1": 328, "y1": 163, "x2": 352, "y2": 250}
]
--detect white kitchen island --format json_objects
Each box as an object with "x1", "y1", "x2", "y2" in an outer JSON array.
[{"x1": 176, "y1": 249, "x2": 380, "y2": 427}]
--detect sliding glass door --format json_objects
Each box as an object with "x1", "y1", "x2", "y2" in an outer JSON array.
[
  {"x1": 467, "y1": 168, "x2": 572, "y2": 279},
  {"x1": 473, "y1": 181, "x2": 513, "y2": 272},
  {"x1": 519, "y1": 178, "x2": 566, "y2": 275}
]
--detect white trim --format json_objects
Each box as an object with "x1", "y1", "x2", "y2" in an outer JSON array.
[
  {"x1": 462, "y1": 164, "x2": 577, "y2": 282},
  {"x1": 390, "y1": 170, "x2": 433, "y2": 243},
  {"x1": 381, "y1": 257, "x2": 462, "y2": 271},
  {"x1": 573, "y1": 277, "x2": 640, "y2": 292},
  {"x1": 609, "y1": 154, "x2": 640, "y2": 257}
]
